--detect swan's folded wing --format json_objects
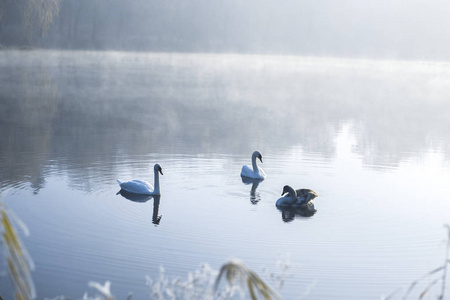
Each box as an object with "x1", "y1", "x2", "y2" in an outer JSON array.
[
  {"x1": 119, "y1": 180, "x2": 154, "y2": 194},
  {"x1": 296, "y1": 189, "x2": 318, "y2": 201}
]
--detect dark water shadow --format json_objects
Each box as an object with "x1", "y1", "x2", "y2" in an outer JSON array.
[
  {"x1": 277, "y1": 202, "x2": 317, "y2": 222},
  {"x1": 117, "y1": 190, "x2": 162, "y2": 225},
  {"x1": 117, "y1": 189, "x2": 153, "y2": 202},
  {"x1": 241, "y1": 177, "x2": 264, "y2": 204}
]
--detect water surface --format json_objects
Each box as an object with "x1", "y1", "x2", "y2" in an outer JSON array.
[{"x1": 1, "y1": 50, "x2": 450, "y2": 299}]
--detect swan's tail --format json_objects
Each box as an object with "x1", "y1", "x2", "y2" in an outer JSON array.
[{"x1": 117, "y1": 179, "x2": 123, "y2": 186}]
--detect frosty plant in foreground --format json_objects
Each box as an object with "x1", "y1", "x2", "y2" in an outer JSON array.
[
  {"x1": 83, "y1": 281, "x2": 116, "y2": 300},
  {"x1": 147, "y1": 264, "x2": 220, "y2": 300},
  {"x1": 147, "y1": 260, "x2": 283, "y2": 300},
  {"x1": 214, "y1": 259, "x2": 283, "y2": 300},
  {"x1": 0, "y1": 190, "x2": 36, "y2": 300}
]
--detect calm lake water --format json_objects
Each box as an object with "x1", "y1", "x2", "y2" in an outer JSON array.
[{"x1": 1, "y1": 50, "x2": 450, "y2": 299}]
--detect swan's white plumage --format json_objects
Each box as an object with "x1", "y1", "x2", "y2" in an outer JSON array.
[
  {"x1": 241, "y1": 165, "x2": 266, "y2": 179},
  {"x1": 117, "y1": 179, "x2": 154, "y2": 195},
  {"x1": 240, "y1": 150, "x2": 266, "y2": 180},
  {"x1": 117, "y1": 163, "x2": 163, "y2": 195}
]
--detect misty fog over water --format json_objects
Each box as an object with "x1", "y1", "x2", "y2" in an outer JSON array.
[
  {"x1": 1, "y1": 50, "x2": 450, "y2": 299},
  {"x1": 2, "y1": 51, "x2": 450, "y2": 177}
]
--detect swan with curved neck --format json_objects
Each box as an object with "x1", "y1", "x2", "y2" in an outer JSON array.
[
  {"x1": 117, "y1": 163, "x2": 163, "y2": 195},
  {"x1": 276, "y1": 185, "x2": 298, "y2": 207},
  {"x1": 240, "y1": 151, "x2": 266, "y2": 179},
  {"x1": 276, "y1": 185, "x2": 318, "y2": 207}
]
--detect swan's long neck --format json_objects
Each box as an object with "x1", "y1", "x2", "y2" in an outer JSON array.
[
  {"x1": 285, "y1": 186, "x2": 297, "y2": 198},
  {"x1": 153, "y1": 169, "x2": 160, "y2": 194},
  {"x1": 251, "y1": 153, "x2": 259, "y2": 174}
]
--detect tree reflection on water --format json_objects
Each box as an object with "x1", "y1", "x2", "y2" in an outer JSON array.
[{"x1": 2, "y1": 51, "x2": 450, "y2": 192}]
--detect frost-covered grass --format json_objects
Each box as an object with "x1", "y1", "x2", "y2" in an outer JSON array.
[
  {"x1": 146, "y1": 259, "x2": 287, "y2": 300},
  {"x1": 55, "y1": 259, "x2": 291, "y2": 300}
]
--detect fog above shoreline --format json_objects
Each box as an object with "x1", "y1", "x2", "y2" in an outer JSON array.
[{"x1": 1, "y1": 50, "x2": 450, "y2": 192}]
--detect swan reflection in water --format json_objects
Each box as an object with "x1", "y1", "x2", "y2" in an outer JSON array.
[
  {"x1": 116, "y1": 190, "x2": 162, "y2": 225},
  {"x1": 241, "y1": 177, "x2": 264, "y2": 204},
  {"x1": 277, "y1": 202, "x2": 317, "y2": 222}
]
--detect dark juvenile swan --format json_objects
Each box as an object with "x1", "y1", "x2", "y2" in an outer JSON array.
[
  {"x1": 117, "y1": 164, "x2": 163, "y2": 195},
  {"x1": 276, "y1": 185, "x2": 318, "y2": 207},
  {"x1": 240, "y1": 150, "x2": 266, "y2": 180}
]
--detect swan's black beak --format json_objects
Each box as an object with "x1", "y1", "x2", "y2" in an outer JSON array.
[
  {"x1": 159, "y1": 168, "x2": 164, "y2": 175},
  {"x1": 259, "y1": 155, "x2": 263, "y2": 163}
]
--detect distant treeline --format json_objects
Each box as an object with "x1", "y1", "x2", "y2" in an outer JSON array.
[
  {"x1": 2, "y1": 0, "x2": 450, "y2": 60},
  {"x1": 0, "y1": 0, "x2": 280, "y2": 53}
]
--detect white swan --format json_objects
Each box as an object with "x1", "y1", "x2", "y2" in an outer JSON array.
[
  {"x1": 240, "y1": 151, "x2": 266, "y2": 180},
  {"x1": 276, "y1": 185, "x2": 318, "y2": 207},
  {"x1": 117, "y1": 164, "x2": 163, "y2": 195}
]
